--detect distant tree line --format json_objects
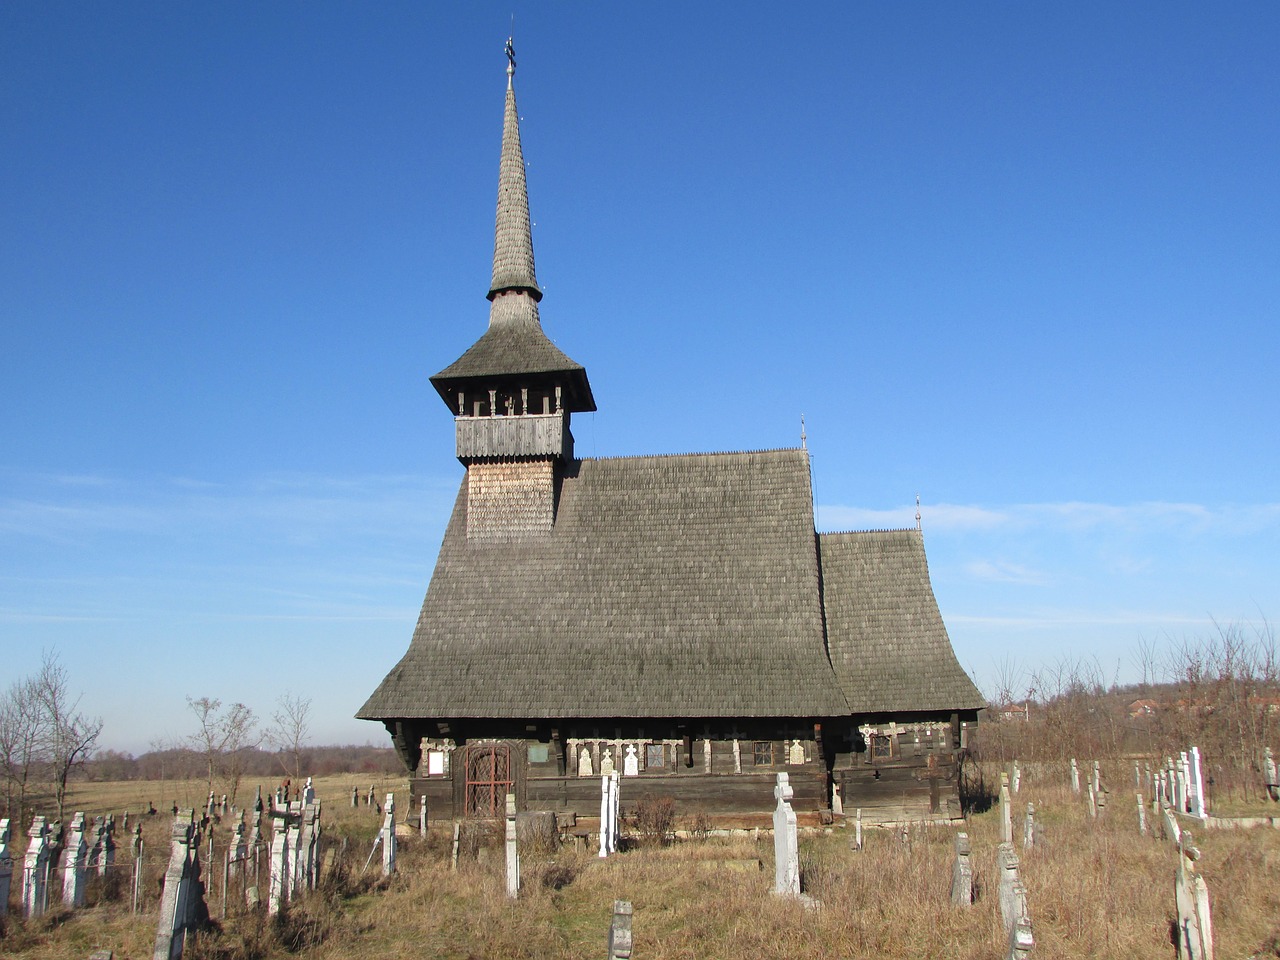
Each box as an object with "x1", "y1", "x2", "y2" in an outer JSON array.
[
  {"x1": 975, "y1": 620, "x2": 1280, "y2": 802},
  {"x1": 81, "y1": 741, "x2": 404, "y2": 785},
  {"x1": 2, "y1": 666, "x2": 407, "y2": 821}
]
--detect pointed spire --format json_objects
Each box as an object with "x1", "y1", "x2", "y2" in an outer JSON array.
[{"x1": 488, "y1": 37, "x2": 542, "y2": 307}]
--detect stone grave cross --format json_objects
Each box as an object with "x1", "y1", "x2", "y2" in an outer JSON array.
[
  {"x1": 22, "y1": 815, "x2": 49, "y2": 919},
  {"x1": 772, "y1": 772, "x2": 800, "y2": 897},
  {"x1": 62, "y1": 812, "x2": 88, "y2": 908}
]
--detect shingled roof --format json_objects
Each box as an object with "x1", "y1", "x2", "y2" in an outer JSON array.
[
  {"x1": 818, "y1": 529, "x2": 985, "y2": 714},
  {"x1": 430, "y1": 296, "x2": 591, "y2": 388},
  {"x1": 358, "y1": 448, "x2": 852, "y2": 720}
]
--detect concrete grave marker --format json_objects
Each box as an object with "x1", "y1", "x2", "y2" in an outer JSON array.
[
  {"x1": 91, "y1": 814, "x2": 115, "y2": 876},
  {"x1": 0, "y1": 819, "x2": 13, "y2": 918},
  {"x1": 351, "y1": 786, "x2": 359, "y2": 808},
  {"x1": 229, "y1": 816, "x2": 247, "y2": 882},
  {"x1": 286, "y1": 802, "x2": 303, "y2": 896},
  {"x1": 623, "y1": 744, "x2": 639, "y2": 776},
  {"x1": 1265, "y1": 747, "x2": 1279, "y2": 802},
  {"x1": 1000, "y1": 784, "x2": 1013, "y2": 843},
  {"x1": 1189, "y1": 747, "x2": 1207, "y2": 820},
  {"x1": 1175, "y1": 833, "x2": 1214, "y2": 960},
  {"x1": 1137, "y1": 794, "x2": 1147, "y2": 836},
  {"x1": 772, "y1": 773, "x2": 800, "y2": 897},
  {"x1": 608, "y1": 899, "x2": 633, "y2": 959},
  {"x1": 951, "y1": 832, "x2": 973, "y2": 906},
  {"x1": 578, "y1": 746, "x2": 594, "y2": 777},
  {"x1": 997, "y1": 842, "x2": 1034, "y2": 959},
  {"x1": 600, "y1": 749, "x2": 615, "y2": 776},
  {"x1": 1022, "y1": 802, "x2": 1035, "y2": 850},
  {"x1": 504, "y1": 793, "x2": 519, "y2": 899},
  {"x1": 1070, "y1": 757, "x2": 1080, "y2": 794},
  {"x1": 302, "y1": 778, "x2": 315, "y2": 805},
  {"x1": 63, "y1": 812, "x2": 89, "y2": 908},
  {"x1": 788, "y1": 740, "x2": 805, "y2": 765},
  {"x1": 1162, "y1": 803, "x2": 1181, "y2": 846},
  {"x1": 296, "y1": 801, "x2": 320, "y2": 895},
  {"x1": 381, "y1": 794, "x2": 396, "y2": 877},
  {"x1": 22, "y1": 815, "x2": 50, "y2": 918},
  {"x1": 598, "y1": 772, "x2": 619, "y2": 857},
  {"x1": 268, "y1": 809, "x2": 292, "y2": 915},
  {"x1": 153, "y1": 809, "x2": 205, "y2": 960}
]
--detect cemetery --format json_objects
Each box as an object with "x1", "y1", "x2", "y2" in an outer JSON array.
[
  {"x1": 1, "y1": 752, "x2": 1280, "y2": 959},
  {"x1": 2, "y1": 19, "x2": 1275, "y2": 960}
]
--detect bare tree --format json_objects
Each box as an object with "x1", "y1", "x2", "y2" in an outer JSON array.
[
  {"x1": 184, "y1": 697, "x2": 260, "y2": 806},
  {"x1": 265, "y1": 692, "x2": 312, "y2": 781},
  {"x1": 32, "y1": 651, "x2": 102, "y2": 820},
  {"x1": 0, "y1": 674, "x2": 49, "y2": 820}
]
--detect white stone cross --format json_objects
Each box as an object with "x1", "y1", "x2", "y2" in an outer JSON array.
[
  {"x1": 22, "y1": 815, "x2": 49, "y2": 919},
  {"x1": 62, "y1": 812, "x2": 88, "y2": 908},
  {"x1": 772, "y1": 773, "x2": 800, "y2": 897},
  {"x1": 504, "y1": 793, "x2": 519, "y2": 899}
]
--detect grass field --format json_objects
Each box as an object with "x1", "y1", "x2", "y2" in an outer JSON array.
[{"x1": 4, "y1": 767, "x2": 1280, "y2": 959}]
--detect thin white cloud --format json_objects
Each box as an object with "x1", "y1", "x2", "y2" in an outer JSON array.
[
  {"x1": 947, "y1": 613, "x2": 1219, "y2": 628},
  {"x1": 963, "y1": 560, "x2": 1049, "y2": 585},
  {"x1": 0, "y1": 471, "x2": 458, "y2": 542},
  {"x1": 817, "y1": 499, "x2": 1280, "y2": 536},
  {"x1": 816, "y1": 503, "x2": 1009, "y2": 532}
]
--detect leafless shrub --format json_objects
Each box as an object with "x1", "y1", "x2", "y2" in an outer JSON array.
[
  {"x1": 686, "y1": 807, "x2": 713, "y2": 840},
  {"x1": 633, "y1": 794, "x2": 676, "y2": 846}
]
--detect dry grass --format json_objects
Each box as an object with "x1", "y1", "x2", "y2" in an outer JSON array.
[{"x1": 4, "y1": 770, "x2": 1280, "y2": 959}]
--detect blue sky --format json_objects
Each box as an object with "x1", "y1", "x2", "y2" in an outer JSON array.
[{"x1": 2, "y1": 4, "x2": 1277, "y2": 753}]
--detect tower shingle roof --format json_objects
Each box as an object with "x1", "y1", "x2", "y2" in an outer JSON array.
[{"x1": 488, "y1": 67, "x2": 540, "y2": 301}]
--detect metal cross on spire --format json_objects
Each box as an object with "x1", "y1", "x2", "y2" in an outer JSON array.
[{"x1": 505, "y1": 36, "x2": 516, "y2": 77}]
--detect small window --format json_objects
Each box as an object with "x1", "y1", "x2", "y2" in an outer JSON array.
[
  {"x1": 753, "y1": 741, "x2": 775, "y2": 766},
  {"x1": 870, "y1": 735, "x2": 895, "y2": 761},
  {"x1": 646, "y1": 743, "x2": 666, "y2": 770}
]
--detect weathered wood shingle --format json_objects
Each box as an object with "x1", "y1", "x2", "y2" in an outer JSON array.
[
  {"x1": 818, "y1": 529, "x2": 985, "y2": 713},
  {"x1": 358, "y1": 448, "x2": 852, "y2": 720}
]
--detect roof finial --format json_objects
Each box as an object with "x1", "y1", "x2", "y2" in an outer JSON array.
[
  {"x1": 915, "y1": 493, "x2": 922, "y2": 531},
  {"x1": 505, "y1": 34, "x2": 516, "y2": 80},
  {"x1": 800, "y1": 414, "x2": 807, "y2": 450}
]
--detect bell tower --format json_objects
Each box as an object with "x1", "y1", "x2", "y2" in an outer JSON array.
[{"x1": 429, "y1": 40, "x2": 595, "y2": 542}]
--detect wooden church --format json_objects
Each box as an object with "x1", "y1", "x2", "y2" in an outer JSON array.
[{"x1": 358, "y1": 45, "x2": 984, "y2": 824}]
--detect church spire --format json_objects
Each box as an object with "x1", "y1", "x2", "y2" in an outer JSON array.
[{"x1": 488, "y1": 37, "x2": 542, "y2": 306}]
